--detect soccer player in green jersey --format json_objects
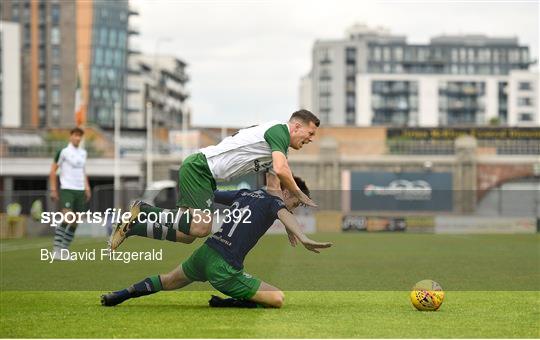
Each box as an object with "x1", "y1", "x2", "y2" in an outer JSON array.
[
  {"x1": 109, "y1": 109, "x2": 320, "y2": 250},
  {"x1": 49, "y1": 127, "x2": 91, "y2": 260},
  {"x1": 102, "y1": 176, "x2": 331, "y2": 308}
]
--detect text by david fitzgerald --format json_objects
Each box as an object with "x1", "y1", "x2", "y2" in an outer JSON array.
[{"x1": 41, "y1": 248, "x2": 163, "y2": 264}]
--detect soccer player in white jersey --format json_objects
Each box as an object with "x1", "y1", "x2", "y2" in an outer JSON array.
[
  {"x1": 109, "y1": 109, "x2": 320, "y2": 250},
  {"x1": 49, "y1": 127, "x2": 91, "y2": 259}
]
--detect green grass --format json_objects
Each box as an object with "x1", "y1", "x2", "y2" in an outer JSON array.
[
  {"x1": 1, "y1": 291, "x2": 538, "y2": 338},
  {"x1": 1, "y1": 233, "x2": 539, "y2": 338}
]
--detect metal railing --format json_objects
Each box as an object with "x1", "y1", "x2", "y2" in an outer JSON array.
[{"x1": 1, "y1": 138, "x2": 538, "y2": 158}]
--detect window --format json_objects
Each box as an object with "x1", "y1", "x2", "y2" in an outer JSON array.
[
  {"x1": 460, "y1": 48, "x2": 466, "y2": 62},
  {"x1": 319, "y1": 96, "x2": 331, "y2": 110},
  {"x1": 39, "y1": 68, "x2": 45, "y2": 84},
  {"x1": 23, "y1": 24, "x2": 30, "y2": 46},
  {"x1": 51, "y1": 27, "x2": 61, "y2": 45},
  {"x1": 509, "y1": 49, "x2": 520, "y2": 63},
  {"x1": 115, "y1": 50, "x2": 123, "y2": 66},
  {"x1": 519, "y1": 113, "x2": 533, "y2": 122},
  {"x1": 23, "y1": 5, "x2": 29, "y2": 22},
  {"x1": 105, "y1": 50, "x2": 113, "y2": 66},
  {"x1": 478, "y1": 49, "x2": 488, "y2": 62},
  {"x1": 346, "y1": 47, "x2": 356, "y2": 63},
  {"x1": 51, "y1": 106, "x2": 60, "y2": 121},
  {"x1": 95, "y1": 48, "x2": 103, "y2": 65},
  {"x1": 373, "y1": 47, "x2": 381, "y2": 61},
  {"x1": 517, "y1": 97, "x2": 532, "y2": 106},
  {"x1": 109, "y1": 29, "x2": 117, "y2": 47},
  {"x1": 12, "y1": 5, "x2": 19, "y2": 21},
  {"x1": 118, "y1": 31, "x2": 126, "y2": 46},
  {"x1": 51, "y1": 67, "x2": 60, "y2": 82},
  {"x1": 468, "y1": 48, "x2": 474, "y2": 62},
  {"x1": 39, "y1": 2, "x2": 46, "y2": 22},
  {"x1": 383, "y1": 47, "x2": 390, "y2": 61},
  {"x1": 346, "y1": 79, "x2": 355, "y2": 92},
  {"x1": 521, "y1": 49, "x2": 529, "y2": 63},
  {"x1": 51, "y1": 87, "x2": 60, "y2": 105},
  {"x1": 451, "y1": 49, "x2": 458, "y2": 62},
  {"x1": 39, "y1": 27, "x2": 46, "y2": 43},
  {"x1": 319, "y1": 80, "x2": 331, "y2": 94},
  {"x1": 39, "y1": 47, "x2": 46, "y2": 64},
  {"x1": 417, "y1": 48, "x2": 427, "y2": 62},
  {"x1": 100, "y1": 28, "x2": 108, "y2": 45},
  {"x1": 52, "y1": 46, "x2": 60, "y2": 61},
  {"x1": 51, "y1": 4, "x2": 60, "y2": 24},
  {"x1": 319, "y1": 48, "x2": 332, "y2": 63},
  {"x1": 39, "y1": 88, "x2": 46, "y2": 105},
  {"x1": 518, "y1": 82, "x2": 531, "y2": 91},
  {"x1": 394, "y1": 47, "x2": 403, "y2": 61},
  {"x1": 319, "y1": 67, "x2": 331, "y2": 80},
  {"x1": 346, "y1": 94, "x2": 355, "y2": 109}
]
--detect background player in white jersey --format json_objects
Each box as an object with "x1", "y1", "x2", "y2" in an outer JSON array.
[
  {"x1": 49, "y1": 127, "x2": 91, "y2": 260},
  {"x1": 109, "y1": 109, "x2": 320, "y2": 250}
]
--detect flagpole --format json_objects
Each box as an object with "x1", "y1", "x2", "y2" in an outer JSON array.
[{"x1": 114, "y1": 102, "x2": 121, "y2": 209}]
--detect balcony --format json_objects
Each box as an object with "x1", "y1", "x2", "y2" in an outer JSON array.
[
  {"x1": 128, "y1": 22, "x2": 140, "y2": 35},
  {"x1": 128, "y1": 5, "x2": 139, "y2": 16}
]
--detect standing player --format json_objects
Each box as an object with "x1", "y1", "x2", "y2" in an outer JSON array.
[
  {"x1": 49, "y1": 127, "x2": 91, "y2": 259},
  {"x1": 109, "y1": 109, "x2": 320, "y2": 250},
  {"x1": 102, "y1": 176, "x2": 331, "y2": 308}
]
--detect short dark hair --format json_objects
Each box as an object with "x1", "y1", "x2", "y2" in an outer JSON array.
[
  {"x1": 290, "y1": 109, "x2": 320, "y2": 127},
  {"x1": 281, "y1": 175, "x2": 310, "y2": 198},
  {"x1": 70, "y1": 127, "x2": 84, "y2": 136}
]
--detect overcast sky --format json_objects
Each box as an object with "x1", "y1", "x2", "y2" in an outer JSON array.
[{"x1": 131, "y1": 0, "x2": 539, "y2": 127}]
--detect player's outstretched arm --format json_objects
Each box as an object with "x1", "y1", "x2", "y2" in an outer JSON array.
[
  {"x1": 277, "y1": 209, "x2": 332, "y2": 253},
  {"x1": 271, "y1": 151, "x2": 317, "y2": 207}
]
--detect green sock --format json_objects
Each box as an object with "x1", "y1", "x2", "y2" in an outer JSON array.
[
  {"x1": 126, "y1": 222, "x2": 177, "y2": 241},
  {"x1": 176, "y1": 210, "x2": 192, "y2": 235}
]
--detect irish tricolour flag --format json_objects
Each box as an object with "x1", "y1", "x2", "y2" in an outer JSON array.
[{"x1": 75, "y1": 63, "x2": 85, "y2": 126}]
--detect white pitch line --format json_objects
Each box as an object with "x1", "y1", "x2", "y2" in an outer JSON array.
[{"x1": 0, "y1": 238, "x2": 104, "y2": 253}]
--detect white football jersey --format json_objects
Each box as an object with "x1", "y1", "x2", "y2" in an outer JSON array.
[
  {"x1": 200, "y1": 120, "x2": 290, "y2": 182},
  {"x1": 54, "y1": 143, "x2": 87, "y2": 190}
]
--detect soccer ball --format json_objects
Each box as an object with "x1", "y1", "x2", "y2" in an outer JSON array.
[{"x1": 410, "y1": 279, "x2": 445, "y2": 311}]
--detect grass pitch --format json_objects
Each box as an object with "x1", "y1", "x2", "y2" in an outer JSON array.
[{"x1": 1, "y1": 233, "x2": 539, "y2": 338}]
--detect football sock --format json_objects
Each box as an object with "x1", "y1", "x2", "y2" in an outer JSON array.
[
  {"x1": 53, "y1": 222, "x2": 68, "y2": 250},
  {"x1": 126, "y1": 207, "x2": 190, "y2": 241},
  {"x1": 113, "y1": 275, "x2": 163, "y2": 304},
  {"x1": 62, "y1": 224, "x2": 76, "y2": 249},
  {"x1": 126, "y1": 221, "x2": 177, "y2": 241}
]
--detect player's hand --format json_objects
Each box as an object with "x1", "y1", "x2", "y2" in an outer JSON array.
[
  {"x1": 297, "y1": 191, "x2": 317, "y2": 207},
  {"x1": 50, "y1": 189, "x2": 59, "y2": 202},
  {"x1": 300, "y1": 237, "x2": 332, "y2": 254},
  {"x1": 85, "y1": 188, "x2": 92, "y2": 202},
  {"x1": 286, "y1": 229, "x2": 298, "y2": 247}
]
